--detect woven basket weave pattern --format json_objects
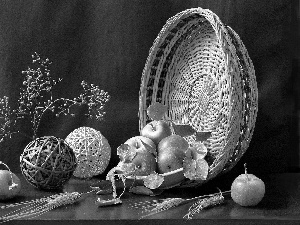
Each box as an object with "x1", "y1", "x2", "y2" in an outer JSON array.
[{"x1": 139, "y1": 8, "x2": 257, "y2": 188}]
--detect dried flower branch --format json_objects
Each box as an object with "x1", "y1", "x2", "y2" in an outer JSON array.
[
  {"x1": 74, "y1": 80, "x2": 110, "y2": 120},
  {"x1": 0, "y1": 97, "x2": 19, "y2": 142},
  {"x1": 0, "y1": 52, "x2": 110, "y2": 142}
]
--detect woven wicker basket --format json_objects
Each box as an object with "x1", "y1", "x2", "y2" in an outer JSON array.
[{"x1": 139, "y1": 7, "x2": 258, "y2": 188}]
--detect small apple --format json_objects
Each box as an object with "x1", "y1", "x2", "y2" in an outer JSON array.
[
  {"x1": 157, "y1": 134, "x2": 189, "y2": 174},
  {"x1": 0, "y1": 170, "x2": 21, "y2": 200},
  {"x1": 231, "y1": 164, "x2": 265, "y2": 207},
  {"x1": 124, "y1": 136, "x2": 157, "y2": 176},
  {"x1": 140, "y1": 120, "x2": 172, "y2": 145}
]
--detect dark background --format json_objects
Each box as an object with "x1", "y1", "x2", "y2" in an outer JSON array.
[{"x1": 0, "y1": 0, "x2": 299, "y2": 177}]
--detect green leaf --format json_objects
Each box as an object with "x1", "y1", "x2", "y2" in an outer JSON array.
[
  {"x1": 183, "y1": 157, "x2": 209, "y2": 181},
  {"x1": 140, "y1": 139, "x2": 157, "y2": 156},
  {"x1": 129, "y1": 186, "x2": 155, "y2": 195},
  {"x1": 172, "y1": 122, "x2": 196, "y2": 137},
  {"x1": 117, "y1": 143, "x2": 136, "y2": 162},
  {"x1": 188, "y1": 142, "x2": 208, "y2": 159},
  {"x1": 195, "y1": 131, "x2": 212, "y2": 142},
  {"x1": 143, "y1": 172, "x2": 164, "y2": 189},
  {"x1": 147, "y1": 102, "x2": 168, "y2": 121},
  {"x1": 118, "y1": 162, "x2": 136, "y2": 176}
]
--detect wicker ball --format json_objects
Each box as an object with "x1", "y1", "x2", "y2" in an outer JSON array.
[
  {"x1": 139, "y1": 8, "x2": 258, "y2": 188},
  {"x1": 65, "y1": 126, "x2": 111, "y2": 178},
  {"x1": 20, "y1": 136, "x2": 77, "y2": 190}
]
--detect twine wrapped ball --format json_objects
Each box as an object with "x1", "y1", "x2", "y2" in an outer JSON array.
[
  {"x1": 65, "y1": 126, "x2": 111, "y2": 178},
  {"x1": 20, "y1": 136, "x2": 77, "y2": 190}
]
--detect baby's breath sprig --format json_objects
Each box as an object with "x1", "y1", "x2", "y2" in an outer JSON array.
[
  {"x1": 0, "y1": 96, "x2": 20, "y2": 142},
  {"x1": 17, "y1": 52, "x2": 62, "y2": 139},
  {"x1": 0, "y1": 52, "x2": 110, "y2": 142},
  {"x1": 74, "y1": 81, "x2": 110, "y2": 120}
]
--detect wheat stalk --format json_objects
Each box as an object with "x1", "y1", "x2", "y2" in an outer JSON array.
[
  {"x1": 0, "y1": 191, "x2": 94, "y2": 223},
  {"x1": 139, "y1": 197, "x2": 185, "y2": 219},
  {"x1": 136, "y1": 190, "x2": 230, "y2": 219},
  {"x1": 183, "y1": 191, "x2": 225, "y2": 219}
]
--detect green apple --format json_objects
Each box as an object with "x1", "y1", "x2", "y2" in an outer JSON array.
[
  {"x1": 231, "y1": 164, "x2": 265, "y2": 206},
  {"x1": 0, "y1": 170, "x2": 21, "y2": 200},
  {"x1": 140, "y1": 120, "x2": 172, "y2": 145},
  {"x1": 124, "y1": 136, "x2": 157, "y2": 176},
  {"x1": 157, "y1": 134, "x2": 189, "y2": 174}
]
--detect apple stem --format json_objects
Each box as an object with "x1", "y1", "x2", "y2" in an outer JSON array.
[
  {"x1": 244, "y1": 163, "x2": 250, "y2": 181},
  {"x1": 0, "y1": 161, "x2": 18, "y2": 190}
]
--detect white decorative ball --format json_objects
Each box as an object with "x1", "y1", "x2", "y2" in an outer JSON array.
[{"x1": 65, "y1": 127, "x2": 111, "y2": 178}]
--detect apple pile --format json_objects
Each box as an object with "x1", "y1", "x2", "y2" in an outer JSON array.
[{"x1": 113, "y1": 102, "x2": 211, "y2": 189}]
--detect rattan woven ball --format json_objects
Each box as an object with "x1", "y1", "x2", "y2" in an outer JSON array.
[
  {"x1": 20, "y1": 136, "x2": 77, "y2": 190},
  {"x1": 65, "y1": 126, "x2": 111, "y2": 178},
  {"x1": 139, "y1": 8, "x2": 258, "y2": 188}
]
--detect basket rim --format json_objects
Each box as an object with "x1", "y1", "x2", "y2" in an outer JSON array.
[{"x1": 139, "y1": 7, "x2": 238, "y2": 126}]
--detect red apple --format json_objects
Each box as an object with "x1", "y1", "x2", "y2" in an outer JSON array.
[
  {"x1": 124, "y1": 136, "x2": 156, "y2": 154},
  {"x1": 140, "y1": 120, "x2": 172, "y2": 145},
  {"x1": 124, "y1": 136, "x2": 157, "y2": 176},
  {"x1": 0, "y1": 170, "x2": 21, "y2": 200},
  {"x1": 157, "y1": 134, "x2": 189, "y2": 174},
  {"x1": 231, "y1": 164, "x2": 265, "y2": 206}
]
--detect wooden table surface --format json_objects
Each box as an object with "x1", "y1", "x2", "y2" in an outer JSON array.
[{"x1": 1, "y1": 172, "x2": 300, "y2": 225}]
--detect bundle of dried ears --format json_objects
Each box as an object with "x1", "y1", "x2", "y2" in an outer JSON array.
[{"x1": 0, "y1": 190, "x2": 95, "y2": 223}]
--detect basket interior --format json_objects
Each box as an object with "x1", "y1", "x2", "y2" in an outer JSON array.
[{"x1": 144, "y1": 15, "x2": 239, "y2": 160}]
